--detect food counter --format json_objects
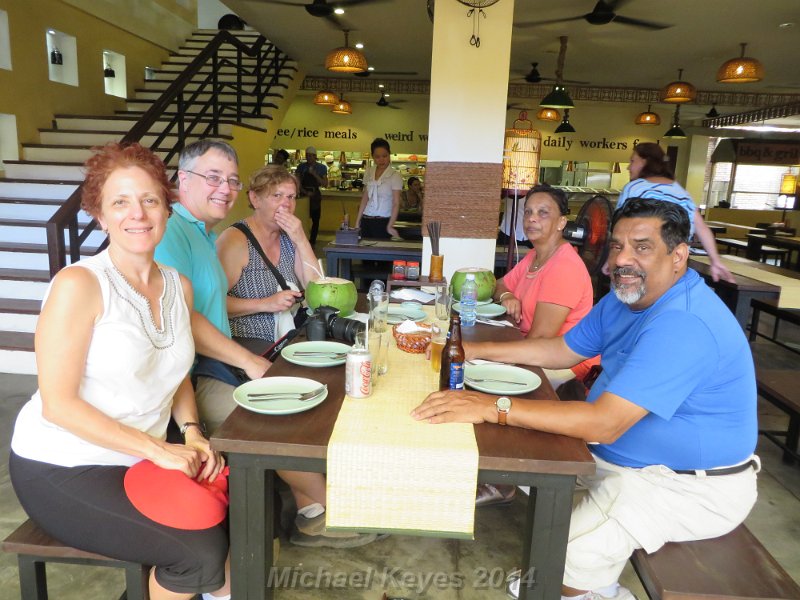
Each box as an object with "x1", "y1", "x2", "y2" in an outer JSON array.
[{"x1": 295, "y1": 189, "x2": 363, "y2": 236}]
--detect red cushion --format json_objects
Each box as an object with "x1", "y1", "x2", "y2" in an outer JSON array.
[{"x1": 124, "y1": 460, "x2": 229, "y2": 530}]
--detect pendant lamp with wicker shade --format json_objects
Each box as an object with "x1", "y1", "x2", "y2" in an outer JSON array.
[
  {"x1": 717, "y1": 43, "x2": 764, "y2": 83},
  {"x1": 660, "y1": 68, "x2": 696, "y2": 103},
  {"x1": 332, "y1": 95, "x2": 352, "y2": 115},
  {"x1": 536, "y1": 108, "x2": 560, "y2": 122},
  {"x1": 313, "y1": 90, "x2": 337, "y2": 106},
  {"x1": 635, "y1": 105, "x2": 660, "y2": 125},
  {"x1": 325, "y1": 30, "x2": 368, "y2": 73}
]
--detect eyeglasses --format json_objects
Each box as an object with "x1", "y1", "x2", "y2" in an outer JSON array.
[{"x1": 186, "y1": 170, "x2": 243, "y2": 191}]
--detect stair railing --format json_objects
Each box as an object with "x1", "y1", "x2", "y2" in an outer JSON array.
[{"x1": 46, "y1": 30, "x2": 292, "y2": 277}]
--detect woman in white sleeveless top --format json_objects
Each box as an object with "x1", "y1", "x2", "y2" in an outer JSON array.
[{"x1": 9, "y1": 143, "x2": 230, "y2": 600}]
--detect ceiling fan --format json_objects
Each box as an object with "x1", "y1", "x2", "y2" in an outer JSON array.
[
  {"x1": 513, "y1": 62, "x2": 588, "y2": 85},
  {"x1": 516, "y1": 0, "x2": 673, "y2": 31},
  {"x1": 376, "y1": 92, "x2": 407, "y2": 109},
  {"x1": 354, "y1": 69, "x2": 418, "y2": 78},
  {"x1": 259, "y1": 0, "x2": 391, "y2": 26}
]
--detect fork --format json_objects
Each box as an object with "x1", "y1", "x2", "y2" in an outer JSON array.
[
  {"x1": 293, "y1": 351, "x2": 348, "y2": 358},
  {"x1": 247, "y1": 384, "x2": 327, "y2": 401},
  {"x1": 465, "y1": 377, "x2": 526, "y2": 386}
]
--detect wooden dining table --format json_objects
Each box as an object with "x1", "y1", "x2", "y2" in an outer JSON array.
[
  {"x1": 746, "y1": 233, "x2": 800, "y2": 271},
  {"x1": 212, "y1": 318, "x2": 595, "y2": 600},
  {"x1": 689, "y1": 257, "x2": 781, "y2": 329}
]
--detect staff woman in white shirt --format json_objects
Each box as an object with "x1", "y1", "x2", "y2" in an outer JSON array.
[{"x1": 355, "y1": 138, "x2": 403, "y2": 239}]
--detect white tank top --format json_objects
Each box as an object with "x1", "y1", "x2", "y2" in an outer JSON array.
[{"x1": 11, "y1": 250, "x2": 195, "y2": 467}]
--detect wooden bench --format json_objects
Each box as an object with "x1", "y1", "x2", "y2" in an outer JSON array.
[
  {"x1": 717, "y1": 238, "x2": 788, "y2": 264},
  {"x1": 749, "y1": 297, "x2": 800, "y2": 356},
  {"x1": 755, "y1": 367, "x2": 800, "y2": 464},
  {"x1": 2, "y1": 519, "x2": 150, "y2": 600},
  {"x1": 631, "y1": 524, "x2": 800, "y2": 600}
]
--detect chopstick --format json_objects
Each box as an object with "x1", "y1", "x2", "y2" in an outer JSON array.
[{"x1": 427, "y1": 221, "x2": 441, "y2": 255}]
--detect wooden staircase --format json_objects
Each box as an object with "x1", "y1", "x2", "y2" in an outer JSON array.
[{"x1": 0, "y1": 29, "x2": 298, "y2": 374}]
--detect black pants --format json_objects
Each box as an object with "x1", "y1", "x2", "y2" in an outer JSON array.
[
  {"x1": 309, "y1": 203, "x2": 321, "y2": 245},
  {"x1": 360, "y1": 216, "x2": 391, "y2": 239},
  {"x1": 308, "y1": 196, "x2": 322, "y2": 246},
  {"x1": 9, "y1": 452, "x2": 228, "y2": 595}
]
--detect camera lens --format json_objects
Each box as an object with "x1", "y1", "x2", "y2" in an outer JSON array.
[{"x1": 328, "y1": 316, "x2": 365, "y2": 345}]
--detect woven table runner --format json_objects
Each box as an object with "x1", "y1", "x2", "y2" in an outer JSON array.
[
  {"x1": 326, "y1": 307, "x2": 478, "y2": 538},
  {"x1": 693, "y1": 256, "x2": 800, "y2": 308}
]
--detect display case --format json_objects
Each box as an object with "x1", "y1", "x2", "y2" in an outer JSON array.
[{"x1": 389, "y1": 153, "x2": 427, "y2": 187}]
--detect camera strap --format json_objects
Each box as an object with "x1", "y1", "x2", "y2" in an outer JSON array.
[
  {"x1": 231, "y1": 222, "x2": 294, "y2": 292},
  {"x1": 232, "y1": 222, "x2": 308, "y2": 332}
]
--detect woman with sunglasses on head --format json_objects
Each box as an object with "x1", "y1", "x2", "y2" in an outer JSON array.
[
  {"x1": 216, "y1": 164, "x2": 318, "y2": 346},
  {"x1": 215, "y1": 164, "x2": 381, "y2": 549},
  {"x1": 9, "y1": 143, "x2": 230, "y2": 600}
]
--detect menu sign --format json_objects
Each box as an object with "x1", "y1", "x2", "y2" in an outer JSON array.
[{"x1": 736, "y1": 141, "x2": 800, "y2": 165}]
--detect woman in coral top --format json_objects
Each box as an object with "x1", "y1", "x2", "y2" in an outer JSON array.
[{"x1": 493, "y1": 184, "x2": 598, "y2": 387}]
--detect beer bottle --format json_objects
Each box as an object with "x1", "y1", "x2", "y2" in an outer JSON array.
[{"x1": 439, "y1": 314, "x2": 465, "y2": 391}]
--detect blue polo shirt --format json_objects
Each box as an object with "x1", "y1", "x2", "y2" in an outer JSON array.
[
  {"x1": 564, "y1": 269, "x2": 757, "y2": 470},
  {"x1": 155, "y1": 203, "x2": 231, "y2": 337}
]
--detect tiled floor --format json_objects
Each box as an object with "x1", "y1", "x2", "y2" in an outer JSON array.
[{"x1": 0, "y1": 318, "x2": 798, "y2": 599}]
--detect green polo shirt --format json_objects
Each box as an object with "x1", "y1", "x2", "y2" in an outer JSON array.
[{"x1": 155, "y1": 203, "x2": 231, "y2": 337}]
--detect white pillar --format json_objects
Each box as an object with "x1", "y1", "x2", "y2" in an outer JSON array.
[{"x1": 422, "y1": 0, "x2": 515, "y2": 281}]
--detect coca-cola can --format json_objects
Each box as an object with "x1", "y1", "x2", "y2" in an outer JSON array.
[{"x1": 345, "y1": 348, "x2": 372, "y2": 398}]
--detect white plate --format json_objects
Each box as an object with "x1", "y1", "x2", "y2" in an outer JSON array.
[
  {"x1": 233, "y1": 376, "x2": 328, "y2": 415},
  {"x1": 463, "y1": 364, "x2": 541, "y2": 395},
  {"x1": 453, "y1": 302, "x2": 507, "y2": 318},
  {"x1": 281, "y1": 341, "x2": 351, "y2": 367},
  {"x1": 387, "y1": 305, "x2": 427, "y2": 324}
]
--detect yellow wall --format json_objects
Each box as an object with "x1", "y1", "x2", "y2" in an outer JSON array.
[
  {"x1": 215, "y1": 122, "x2": 272, "y2": 231},
  {"x1": 272, "y1": 93, "x2": 431, "y2": 155},
  {"x1": 508, "y1": 102, "x2": 688, "y2": 165},
  {"x1": 63, "y1": 0, "x2": 195, "y2": 51},
  {"x1": 0, "y1": 0, "x2": 177, "y2": 148}
]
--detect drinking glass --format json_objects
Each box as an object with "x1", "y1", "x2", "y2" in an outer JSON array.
[
  {"x1": 369, "y1": 292, "x2": 389, "y2": 334},
  {"x1": 369, "y1": 330, "x2": 389, "y2": 377},
  {"x1": 435, "y1": 285, "x2": 451, "y2": 322},
  {"x1": 430, "y1": 322, "x2": 448, "y2": 373}
]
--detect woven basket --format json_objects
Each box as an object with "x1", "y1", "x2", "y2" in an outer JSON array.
[{"x1": 392, "y1": 323, "x2": 431, "y2": 354}]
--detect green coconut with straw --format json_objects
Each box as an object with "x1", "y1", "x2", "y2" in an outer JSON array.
[{"x1": 304, "y1": 258, "x2": 357, "y2": 316}]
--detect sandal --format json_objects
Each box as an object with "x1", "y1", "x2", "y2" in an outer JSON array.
[{"x1": 475, "y1": 483, "x2": 516, "y2": 507}]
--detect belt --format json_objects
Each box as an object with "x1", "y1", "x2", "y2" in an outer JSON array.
[
  {"x1": 361, "y1": 215, "x2": 389, "y2": 220},
  {"x1": 673, "y1": 459, "x2": 758, "y2": 477}
]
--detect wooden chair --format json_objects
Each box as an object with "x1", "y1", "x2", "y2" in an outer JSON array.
[
  {"x1": 631, "y1": 524, "x2": 800, "y2": 600},
  {"x1": 2, "y1": 519, "x2": 150, "y2": 600}
]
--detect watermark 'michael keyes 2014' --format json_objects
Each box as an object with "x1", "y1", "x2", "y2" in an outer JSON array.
[{"x1": 267, "y1": 566, "x2": 536, "y2": 593}]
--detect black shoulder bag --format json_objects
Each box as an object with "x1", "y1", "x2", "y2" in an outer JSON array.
[{"x1": 231, "y1": 223, "x2": 308, "y2": 330}]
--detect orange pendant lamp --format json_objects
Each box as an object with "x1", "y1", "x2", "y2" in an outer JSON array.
[
  {"x1": 717, "y1": 43, "x2": 764, "y2": 83},
  {"x1": 660, "y1": 68, "x2": 696, "y2": 103},
  {"x1": 313, "y1": 90, "x2": 337, "y2": 106},
  {"x1": 325, "y1": 30, "x2": 368, "y2": 73},
  {"x1": 635, "y1": 105, "x2": 661, "y2": 125}
]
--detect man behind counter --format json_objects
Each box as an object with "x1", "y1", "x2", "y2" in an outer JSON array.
[
  {"x1": 413, "y1": 197, "x2": 759, "y2": 600},
  {"x1": 295, "y1": 146, "x2": 328, "y2": 245}
]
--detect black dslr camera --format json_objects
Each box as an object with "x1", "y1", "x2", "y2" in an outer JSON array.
[{"x1": 306, "y1": 305, "x2": 365, "y2": 345}]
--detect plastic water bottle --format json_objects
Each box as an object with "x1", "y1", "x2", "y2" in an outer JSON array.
[
  {"x1": 368, "y1": 280, "x2": 385, "y2": 298},
  {"x1": 460, "y1": 274, "x2": 478, "y2": 327}
]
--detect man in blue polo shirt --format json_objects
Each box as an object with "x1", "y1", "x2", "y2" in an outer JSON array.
[
  {"x1": 155, "y1": 139, "x2": 269, "y2": 431},
  {"x1": 413, "y1": 198, "x2": 759, "y2": 600}
]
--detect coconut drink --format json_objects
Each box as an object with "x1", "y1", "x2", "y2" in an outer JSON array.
[
  {"x1": 450, "y1": 268, "x2": 496, "y2": 302},
  {"x1": 305, "y1": 277, "x2": 357, "y2": 316}
]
